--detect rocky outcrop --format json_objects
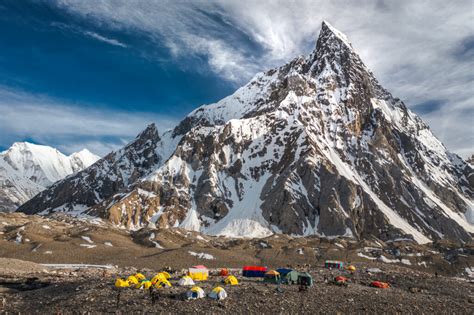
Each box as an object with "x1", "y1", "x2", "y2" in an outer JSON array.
[{"x1": 18, "y1": 124, "x2": 162, "y2": 214}]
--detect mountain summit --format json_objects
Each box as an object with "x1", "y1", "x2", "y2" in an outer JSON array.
[
  {"x1": 18, "y1": 22, "x2": 473, "y2": 243},
  {"x1": 0, "y1": 142, "x2": 99, "y2": 211}
]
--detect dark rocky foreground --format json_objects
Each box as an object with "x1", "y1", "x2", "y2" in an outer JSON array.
[{"x1": 0, "y1": 258, "x2": 473, "y2": 314}]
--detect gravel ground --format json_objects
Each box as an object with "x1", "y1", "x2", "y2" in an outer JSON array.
[
  {"x1": 0, "y1": 260, "x2": 473, "y2": 314},
  {"x1": 0, "y1": 213, "x2": 473, "y2": 313}
]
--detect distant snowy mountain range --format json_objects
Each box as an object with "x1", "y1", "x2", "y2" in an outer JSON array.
[
  {"x1": 0, "y1": 142, "x2": 99, "y2": 211},
  {"x1": 16, "y1": 21, "x2": 473, "y2": 243}
]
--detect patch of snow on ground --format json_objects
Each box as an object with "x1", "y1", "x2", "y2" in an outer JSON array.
[
  {"x1": 80, "y1": 244, "x2": 97, "y2": 249},
  {"x1": 42, "y1": 225, "x2": 51, "y2": 229},
  {"x1": 196, "y1": 235, "x2": 207, "y2": 242},
  {"x1": 41, "y1": 264, "x2": 113, "y2": 269},
  {"x1": 357, "y1": 253, "x2": 376, "y2": 260},
  {"x1": 104, "y1": 242, "x2": 113, "y2": 247},
  {"x1": 148, "y1": 233, "x2": 163, "y2": 249},
  {"x1": 44, "y1": 251, "x2": 52, "y2": 254},
  {"x1": 334, "y1": 243, "x2": 344, "y2": 249},
  {"x1": 188, "y1": 251, "x2": 215, "y2": 260},
  {"x1": 81, "y1": 236, "x2": 93, "y2": 244},
  {"x1": 465, "y1": 267, "x2": 474, "y2": 278},
  {"x1": 297, "y1": 248, "x2": 304, "y2": 255}
]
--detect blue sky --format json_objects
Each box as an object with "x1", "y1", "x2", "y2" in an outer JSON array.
[{"x1": 0, "y1": 0, "x2": 472, "y2": 157}]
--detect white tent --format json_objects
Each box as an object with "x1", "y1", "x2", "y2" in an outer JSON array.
[
  {"x1": 208, "y1": 286, "x2": 227, "y2": 300},
  {"x1": 178, "y1": 276, "x2": 195, "y2": 286},
  {"x1": 186, "y1": 286, "x2": 205, "y2": 299}
]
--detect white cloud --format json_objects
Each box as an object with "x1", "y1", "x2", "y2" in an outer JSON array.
[
  {"x1": 52, "y1": 0, "x2": 474, "y2": 157},
  {"x1": 83, "y1": 31, "x2": 127, "y2": 48},
  {"x1": 0, "y1": 86, "x2": 177, "y2": 156}
]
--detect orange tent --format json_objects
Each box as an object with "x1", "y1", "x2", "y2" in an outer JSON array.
[
  {"x1": 370, "y1": 281, "x2": 390, "y2": 289},
  {"x1": 220, "y1": 268, "x2": 229, "y2": 277}
]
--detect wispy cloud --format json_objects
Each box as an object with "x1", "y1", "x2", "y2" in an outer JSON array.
[
  {"x1": 83, "y1": 31, "x2": 127, "y2": 48},
  {"x1": 51, "y1": 0, "x2": 474, "y2": 157},
  {"x1": 0, "y1": 86, "x2": 177, "y2": 156}
]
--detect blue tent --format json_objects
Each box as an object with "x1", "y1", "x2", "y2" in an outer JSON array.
[{"x1": 276, "y1": 268, "x2": 293, "y2": 276}]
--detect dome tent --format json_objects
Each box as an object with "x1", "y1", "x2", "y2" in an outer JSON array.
[
  {"x1": 126, "y1": 275, "x2": 139, "y2": 285},
  {"x1": 224, "y1": 275, "x2": 239, "y2": 285},
  {"x1": 186, "y1": 286, "x2": 205, "y2": 299},
  {"x1": 154, "y1": 279, "x2": 172, "y2": 289},
  {"x1": 297, "y1": 272, "x2": 313, "y2": 287},
  {"x1": 151, "y1": 272, "x2": 170, "y2": 284},
  {"x1": 264, "y1": 270, "x2": 281, "y2": 284},
  {"x1": 277, "y1": 268, "x2": 298, "y2": 284},
  {"x1": 134, "y1": 273, "x2": 146, "y2": 281},
  {"x1": 115, "y1": 278, "x2": 129, "y2": 288},
  {"x1": 208, "y1": 286, "x2": 227, "y2": 300},
  {"x1": 136, "y1": 280, "x2": 153, "y2": 290},
  {"x1": 178, "y1": 276, "x2": 195, "y2": 286}
]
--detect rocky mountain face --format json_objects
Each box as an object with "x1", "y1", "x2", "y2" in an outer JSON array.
[
  {"x1": 0, "y1": 142, "x2": 99, "y2": 212},
  {"x1": 18, "y1": 124, "x2": 162, "y2": 214},
  {"x1": 18, "y1": 21, "x2": 473, "y2": 243}
]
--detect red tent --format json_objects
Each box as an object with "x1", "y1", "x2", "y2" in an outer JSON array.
[{"x1": 242, "y1": 266, "x2": 267, "y2": 277}]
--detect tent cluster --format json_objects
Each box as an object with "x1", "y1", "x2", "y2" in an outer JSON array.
[
  {"x1": 114, "y1": 266, "x2": 234, "y2": 300},
  {"x1": 185, "y1": 286, "x2": 228, "y2": 300},
  {"x1": 115, "y1": 271, "x2": 172, "y2": 290},
  {"x1": 242, "y1": 266, "x2": 313, "y2": 287}
]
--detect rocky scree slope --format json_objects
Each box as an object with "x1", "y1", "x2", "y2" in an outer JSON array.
[
  {"x1": 0, "y1": 142, "x2": 98, "y2": 212},
  {"x1": 18, "y1": 21, "x2": 473, "y2": 243}
]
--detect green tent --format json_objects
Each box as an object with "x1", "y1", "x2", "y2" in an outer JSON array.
[
  {"x1": 297, "y1": 272, "x2": 313, "y2": 287},
  {"x1": 282, "y1": 270, "x2": 299, "y2": 285},
  {"x1": 263, "y1": 270, "x2": 281, "y2": 284}
]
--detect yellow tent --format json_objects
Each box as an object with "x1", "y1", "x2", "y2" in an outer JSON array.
[
  {"x1": 224, "y1": 275, "x2": 239, "y2": 285},
  {"x1": 346, "y1": 265, "x2": 356, "y2": 272},
  {"x1": 135, "y1": 280, "x2": 153, "y2": 290},
  {"x1": 134, "y1": 273, "x2": 146, "y2": 281},
  {"x1": 151, "y1": 272, "x2": 171, "y2": 284},
  {"x1": 126, "y1": 275, "x2": 139, "y2": 285},
  {"x1": 115, "y1": 278, "x2": 129, "y2": 288},
  {"x1": 159, "y1": 271, "x2": 171, "y2": 279},
  {"x1": 188, "y1": 267, "x2": 209, "y2": 281},
  {"x1": 154, "y1": 279, "x2": 172, "y2": 289}
]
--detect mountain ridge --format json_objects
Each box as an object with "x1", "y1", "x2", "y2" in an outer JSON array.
[
  {"x1": 18, "y1": 21, "x2": 473, "y2": 243},
  {"x1": 0, "y1": 142, "x2": 99, "y2": 212}
]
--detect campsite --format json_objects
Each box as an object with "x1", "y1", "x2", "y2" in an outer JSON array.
[{"x1": 0, "y1": 213, "x2": 473, "y2": 313}]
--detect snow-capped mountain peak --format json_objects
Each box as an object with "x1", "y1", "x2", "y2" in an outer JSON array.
[
  {"x1": 17, "y1": 21, "x2": 473, "y2": 244},
  {"x1": 0, "y1": 142, "x2": 99, "y2": 212}
]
